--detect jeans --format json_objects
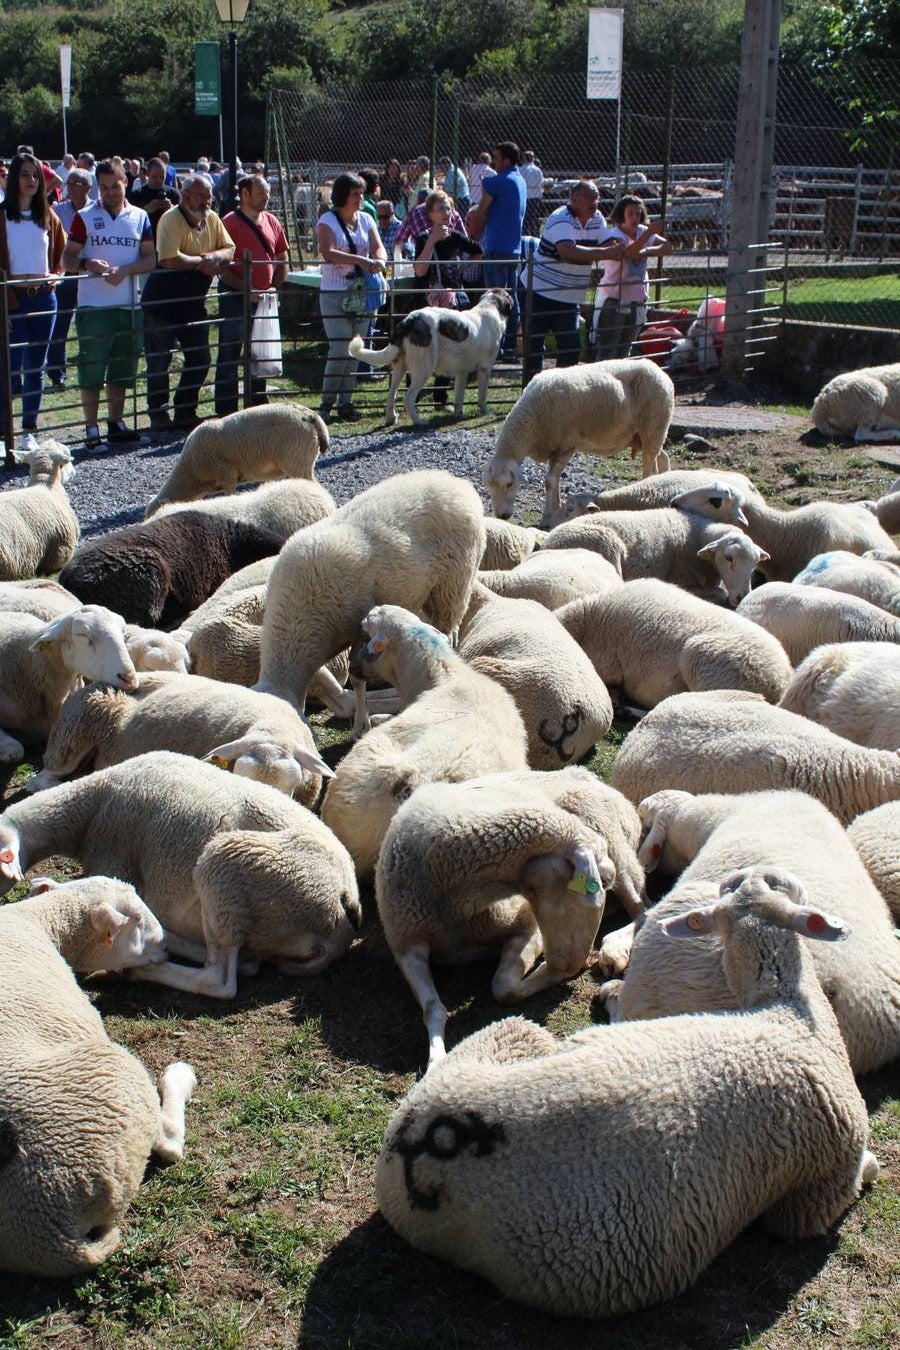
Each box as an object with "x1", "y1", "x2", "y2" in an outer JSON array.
[
  {"x1": 142, "y1": 302, "x2": 211, "y2": 420},
  {"x1": 45, "y1": 277, "x2": 78, "y2": 384},
  {"x1": 523, "y1": 290, "x2": 581, "y2": 382},
  {"x1": 319, "y1": 290, "x2": 372, "y2": 408},
  {"x1": 482, "y1": 253, "x2": 520, "y2": 358},
  {"x1": 214, "y1": 288, "x2": 268, "y2": 417},
  {"x1": 593, "y1": 297, "x2": 645, "y2": 361},
  {"x1": 5, "y1": 289, "x2": 57, "y2": 432}
]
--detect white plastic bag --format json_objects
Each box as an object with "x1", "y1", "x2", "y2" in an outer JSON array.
[{"x1": 250, "y1": 291, "x2": 283, "y2": 378}]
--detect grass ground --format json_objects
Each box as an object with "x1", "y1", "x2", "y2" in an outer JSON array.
[{"x1": 0, "y1": 422, "x2": 897, "y2": 1349}]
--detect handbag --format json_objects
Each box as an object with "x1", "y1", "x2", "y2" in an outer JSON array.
[
  {"x1": 334, "y1": 213, "x2": 374, "y2": 314},
  {"x1": 426, "y1": 256, "x2": 459, "y2": 309},
  {"x1": 249, "y1": 291, "x2": 283, "y2": 377},
  {"x1": 363, "y1": 266, "x2": 388, "y2": 313}
]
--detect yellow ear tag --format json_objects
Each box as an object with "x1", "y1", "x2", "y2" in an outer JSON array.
[
  {"x1": 103, "y1": 930, "x2": 115, "y2": 949},
  {"x1": 211, "y1": 755, "x2": 232, "y2": 771},
  {"x1": 568, "y1": 871, "x2": 600, "y2": 895}
]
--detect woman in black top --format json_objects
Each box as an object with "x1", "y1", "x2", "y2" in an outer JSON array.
[{"x1": 412, "y1": 190, "x2": 483, "y2": 410}]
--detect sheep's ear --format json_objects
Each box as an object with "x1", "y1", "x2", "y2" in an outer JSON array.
[
  {"x1": 28, "y1": 876, "x2": 59, "y2": 895},
  {"x1": 660, "y1": 908, "x2": 715, "y2": 938},
  {"x1": 731, "y1": 503, "x2": 749, "y2": 526},
  {"x1": 786, "y1": 906, "x2": 851, "y2": 943},
  {"x1": 565, "y1": 845, "x2": 607, "y2": 908},
  {"x1": 30, "y1": 611, "x2": 74, "y2": 652},
  {"x1": 583, "y1": 503, "x2": 601, "y2": 515},
  {"x1": 204, "y1": 737, "x2": 253, "y2": 770},
  {"x1": 637, "y1": 818, "x2": 666, "y2": 871},
  {"x1": 756, "y1": 547, "x2": 770, "y2": 563},
  {"x1": 293, "y1": 744, "x2": 334, "y2": 779},
  {"x1": 696, "y1": 541, "x2": 718, "y2": 563},
  {"x1": 89, "y1": 902, "x2": 129, "y2": 948}
]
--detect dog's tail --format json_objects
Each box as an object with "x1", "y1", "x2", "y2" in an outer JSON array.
[{"x1": 348, "y1": 334, "x2": 400, "y2": 367}]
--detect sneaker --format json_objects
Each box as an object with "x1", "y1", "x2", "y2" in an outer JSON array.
[
  {"x1": 336, "y1": 404, "x2": 361, "y2": 422},
  {"x1": 106, "y1": 421, "x2": 141, "y2": 444},
  {"x1": 84, "y1": 425, "x2": 104, "y2": 452},
  {"x1": 47, "y1": 374, "x2": 66, "y2": 391},
  {"x1": 19, "y1": 432, "x2": 39, "y2": 452}
]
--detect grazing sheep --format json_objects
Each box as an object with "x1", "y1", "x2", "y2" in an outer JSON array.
[
  {"x1": 610, "y1": 689, "x2": 900, "y2": 824},
  {"x1": 144, "y1": 403, "x2": 328, "y2": 515},
  {"x1": 483, "y1": 359, "x2": 675, "y2": 527},
  {"x1": 0, "y1": 875, "x2": 196, "y2": 1277},
  {"x1": 736, "y1": 582, "x2": 900, "y2": 664},
  {"x1": 480, "y1": 518, "x2": 546, "y2": 571},
  {"x1": 375, "y1": 775, "x2": 616, "y2": 1066},
  {"x1": 555, "y1": 468, "x2": 764, "y2": 526},
  {"x1": 376, "y1": 868, "x2": 876, "y2": 1318},
  {"x1": 557, "y1": 578, "x2": 793, "y2": 709},
  {"x1": 478, "y1": 548, "x2": 623, "y2": 610},
  {"x1": 778, "y1": 642, "x2": 900, "y2": 750},
  {"x1": 30, "y1": 671, "x2": 332, "y2": 805},
  {"x1": 0, "y1": 751, "x2": 361, "y2": 999},
  {"x1": 848, "y1": 802, "x2": 900, "y2": 921},
  {"x1": 0, "y1": 606, "x2": 138, "y2": 762},
  {"x1": 257, "y1": 471, "x2": 486, "y2": 724},
  {"x1": 811, "y1": 362, "x2": 900, "y2": 441},
  {"x1": 793, "y1": 549, "x2": 900, "y2": 617},
  {"x1": 10, "y1": 438, "x2": 75, "y2": 486},
  {"x1": 602, "y1": 790, "x2": 900, "y2": 1076},
  {"x1": 458, "y1": 584, "x2": 614, "y2": 769},
  {"x1": 0, "y1": 446, "x2": 79, "y2": 580},
  {"x1": 153, "y1": 477, "x2": 336, "y2": 541},
  {"x1": 321, "y1": 605, "x2": 529, "y2": 878},
  {"x1": 59, "y1": 512, "x2": 283, "y2": 629},
  {"x1": 543, "y1": 508, "x2": 768, "y2": 607}
]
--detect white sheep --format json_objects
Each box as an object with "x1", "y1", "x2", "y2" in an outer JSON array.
[
  {"x1": 811, "y1": 362, "x2": 900, "y2": 441},
  {"x1": 483, "y1": 359, "x2": 675, "y2": 528},
  {"x1": 869, "y1": 478, "x2": 900, "y2": 535},
  {"x1": 600, "y1": 790, "x2": 900, "y2": 1076},
  {"x1": 320, "y1": 605, "x2": 529, "y2": 879},
  {"x1": 543, "y1": 508, "x2": 768, "y2": 607},
  {"x1": 736, "y1": 581, "x2": 900, "y2": 664},
  {"x1": 0, "y1": 875, "x2": 195, "y2": 1276},
  {"x1": 375, "y1": 774, "x2": 615, "y2": 1066},
  {"x1": 10, "y1": 438, "x2": 75, "y2": 485},
  {"x1": 778, "y1": 642, "x2": 900, "y2": 750},
  {"x1": 480, "y1": 517, "x2": 546, "y2": 571},
  {"x1": 376, "y1": 867, "x2": 877, "y2": 1318},
  {"x1": 153, "y1": 477, "x2": 336, "y2": 540},
  {"x1": 610, "y1": 689, "x2": 900, "y2": 824},
  {"x1": 256, "y1": 470, "x2": 486, "y2": 727},
  {"x1": 792, "y1": 549, "x2": 900, "y2": 617},
  {"x1": 144, "y1": 403, "x2": 329, "y2": 515},
  {"x1": 0, "y1": 447, "x2": 80, "y2": 581},
  {"x1": 557, "y1": 578, "x2": 793, "y2": 709},
  {"x1": 554, "y1": 468, "x2": 765, "y2": 526},
  {"x1": 847, "y1": 802, "x2": 900, "y2": 921},
  {"x1": 0, "y1": 606, "x2": 138, "y2": 763},
  {"x1": 0, "y1": 751, "x2": 362, "y2": 999},
  {"x1": 478, "y1": 547, "x2": 624, "y2": 610},
  {"x1": 740, "y1": 500, "x2": 893, "y2": 582},
  {"x1": 30, "y1": 671, "x2": 332, "y2": 805},
  {"x1": 458, "y1": 584, "x2": 614, "y2": 769}
]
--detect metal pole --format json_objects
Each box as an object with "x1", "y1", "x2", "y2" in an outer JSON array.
[
  {"x1": 0, "y1": 275, "x2": 15, "y2": 466},
  {"x1": 241, "y1": 248, "x2": 253, "y2": 408},
  {"x1": 654, "y1": 68, "x2": 676, "y2": 308},
  {"x1": 430, "y1": 75, "x2": 439, "y2": 188},
  {"x1": 229, "y1": 27, "x2": 239, "y2": 210},
  {"x1": 62, "y1": 103, "x2": 68, "y2": 158}
]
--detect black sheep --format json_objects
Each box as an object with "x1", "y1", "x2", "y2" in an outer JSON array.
[{"x1": 59, "y1": 513, "x2": 283, "y2": 629}]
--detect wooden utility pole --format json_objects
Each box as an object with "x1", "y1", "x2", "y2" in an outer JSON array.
[{"x1": 721, "y1": 0, "x2": 783, "y2": 378}]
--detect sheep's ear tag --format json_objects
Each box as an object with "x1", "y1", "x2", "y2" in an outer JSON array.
[
  {"x1": 687, "y1": 912, "x2": 707, "y2": 931},
  {"x1": 370, "y1": 637, "x2": 386, "y2": 654},
  {"x1": 650, "y1": 842, "x2": 662, "y2": 860},
  {"x1": 102, "y1": 928, "x2": 115, "y2": 949},
  {"x1": 568, "y1": 870, "x2": 600, "y2": 896},
  {"x1": 210, "y1": 755, "x2": 232, "y2": 771},
  {"x1": 0, "y1": 849, "x2": 14, "y2": 865}
]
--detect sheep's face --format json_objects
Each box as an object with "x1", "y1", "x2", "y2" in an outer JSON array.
[
  {"x1": 522, "y1": 841, "x2": 614, "y2": 978},
  {"x1": 88, "y1": 890, "x2": 168, "y2": 971},
  {"x1": 34, "y1": 605, "x2": 139, "y2": 690},
  {"x1": 483, "y1": 458, "x2": 521, "y2": 520},
  {"x1": 697, "y1": 533, "x2": 768, "y2": 607},
  {"x1": 671, "y1": 482, "x2": 749, "y2": 527},
  {"x1": 206, "y1": 734, "x2": 331, "y2": 797},
  {"x1": 550, "y1": 491, "x2": 602, "y2": 527}
]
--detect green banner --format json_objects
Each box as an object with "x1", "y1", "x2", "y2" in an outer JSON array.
[{"x1": 195, "y1": 41, "x2": 221, "y2": 117}]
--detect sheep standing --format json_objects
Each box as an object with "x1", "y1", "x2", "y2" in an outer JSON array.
[
  {"x1": 375, "y1": 775, "x2": 615, "y2": 1066},
  {"x1": 0, "y1": 445, "x2": 79, "y2": 580},
  {"x1": 257, "y1": 470, "x2": 486, "y2": 721},
  {"x1": 778, "y1": 642, "x2": 900, "y2": 750},
  {"x1": 603, "y1": 790, "x2": 900, "y2": 1075},
  {"x1": 848, "y1": 802, "x2": 900, "y2": 921},
  {"x1": 483, "y1": 359, "x2": 674, "y2": 527},
  {"x1": 376, "y1": 868, "x2": 876, "y2": 1318},
  {"x1": 736, "y1": 582, "x2": 900, "y2": 664},
  {"x1": 144, "y1": 403, "x2": 328, "y2": 515},
  {"x1": 611, "y1": 689, "x2": 900, "y2": 824},
  {"x1": 0, "y1": 751, "x2": 361, "y2": 999},
  {"x1": 811, "y1": 362, "x2": 900, "y2": 441},
  {"x1": 321, "y1": 605, "x2": 529, "y2": 878},
  {"x1": 0, "y1": 875, "x2": 195, "y2": 1276}
]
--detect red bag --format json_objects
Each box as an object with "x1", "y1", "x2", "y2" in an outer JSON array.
[{"x1": 634, "y1": 323, "x2": 682, "y2": 365}]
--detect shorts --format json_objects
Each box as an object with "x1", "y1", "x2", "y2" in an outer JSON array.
[{"x1": 75, "y1": 307, "x2": 144, "y2": 389}]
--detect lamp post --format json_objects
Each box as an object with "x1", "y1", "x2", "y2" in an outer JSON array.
[{"x1": 214, "y1": 0, "x2": 250, "y2": 211}]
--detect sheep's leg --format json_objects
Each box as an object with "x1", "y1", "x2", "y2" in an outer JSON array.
[
  {"x1": 0, "y1": 727, "x2": 25, "y2": 763},
  {"x1": 153, "y1": 1061, "x2": 197, "y2": 1163},
  {"x1": 350, "y1": 673, "x2": 370, "y2": 740},
  {"x1": 763, "y1": 1155, "x2": 879, "y2": 1238},
  {"x1": 491, "y1": 928, "x2": 545, "y2": 1005},
  {"x1": 597, "y1": 921, "x2": 635, "y2": 978},
  {"x1": 854, "y1": 425, "x2": 900, "y2": 443},
  {"x1": 161, "y1": 930, "x2": 259, "y2": 973},
  {"x1": 397, "y1": 943, "x2": 448, "y2": 1070},
  {"x1": 539, "y1": 454, "x2": 573, "y2": 529},
  {"x1": 595, "y1": 978, "x2": 624, "y2": 1021},
  {"x1": 128, "y1": 943, "x2": 240, "y2": 998},
  {"x1": 383, "y1": 366, "x2": 402, "y2": 428},
  {"x1": 26, "y1": 767, "x2": 66, "y2": 793}
]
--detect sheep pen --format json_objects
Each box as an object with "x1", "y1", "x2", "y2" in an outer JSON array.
[{"x1": 0, "y1": 413, "x2": 896, "y2": 1349}]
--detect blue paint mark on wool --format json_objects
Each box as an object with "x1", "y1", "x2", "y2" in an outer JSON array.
[
  {"x1": 797, "y1": 552, "x2": 835, "y2": 580},
  {"x1": 409, "y1": 623, "x2": 451, "y2": 651}
]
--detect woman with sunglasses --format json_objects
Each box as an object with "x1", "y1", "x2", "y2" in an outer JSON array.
[{"x1": 0, "y1": 152, "x2": 66, "y2": 450}]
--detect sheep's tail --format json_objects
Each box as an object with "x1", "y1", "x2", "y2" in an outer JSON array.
[
  {"x1": 348, "y1": 334, "x2": 400, "y2": 368},
  {"x1": 313, "y1": 411, "x2": 331, "y2": 456}
]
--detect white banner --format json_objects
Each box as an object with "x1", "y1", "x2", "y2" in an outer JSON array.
[
  {"x1": 60, "y1": 44, "x2": 72, "y2": 109},
  {"x1": 587, "y1": 8, "x2": 624, "y2": 100}
]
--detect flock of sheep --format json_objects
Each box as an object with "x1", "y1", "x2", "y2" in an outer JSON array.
[{"x1": 0, "y1": 356, "x2": 897, "y2": 1318}]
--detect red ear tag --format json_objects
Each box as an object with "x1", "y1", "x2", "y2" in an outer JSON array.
[
  {"x1": 651, "y1": 843, "x2": 662, "y2": 859},
  {"x1": 806, "y1": 913, "x2": 826, "y2": 934},
  {"x1": 0, "y1": 849, "x2": 14, "y2": 864},
  {"x1": 371, "y1": 638, "x2": 385, "y2": 654},
  {"x1": 687, "y1": 912, "x2": 706, "y2": 931}
]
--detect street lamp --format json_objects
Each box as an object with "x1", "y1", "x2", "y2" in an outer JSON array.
[{"x1": 214, "y1": 0, "x2": 250, "y2": 210}]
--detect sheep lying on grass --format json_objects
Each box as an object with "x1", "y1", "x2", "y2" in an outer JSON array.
[
  {"x1": 152, "y1": 477, "x2": 336, "y2": 541},
  {"x1": 739, "y1": 500, "x2": 893, "y2": 582},
  {"x1": 793, "y1": 549, "x2": 900, "y2": 617},
  {"x1": 611, "y1": 689, "x2": 900, "y2": 824},
  {"x1": 778, "y1": 642, "x2": 900, "y2": 750},
  {"x1": 600, "y1": 789, "x2": 900, "y2": 1076},
  {"x1": 478, "y1": 548, "x2": 623, "y2": 611},
  {"x1": 555, "y1": 468, "x2": 764, "y2": 526},
  {"x1": 0, "y1": 444, "x2": 79, "y2": 580},
  {"x1": 848, "y1": 802, "x2": 900, "y2": 921},
  {"x1": 483, "y1": 359, "x2": 674, "y2": 527},
  {"x1": 375, "y1": 774, "x2": 615, "y2": 1067},
  {"x1": 144, "y1": 403, "x2": 329, "y2": 515},
  {"x1": 811, "y1": 362, "x2": 900, "y2": 441},
  {"x1": 59, "y1": 512, "x2": 283, "y2": 628},
  {"x1": 736, "y1": 581, "x2": 900, "y2": 664},
  {"x1": 30, "y1": 671, "x2": 332, "y2": 805},
  {"x1": 321, "y1": 605, "x2": 529, "y2": 879},
  {"x1": 0, "y1": 875, "x2": 195, "y2": 1277},
  {"x1": 458, "y1": 584, "x2": 613, "y2": 769},
  {"x1": 0, "y1": 752, "x2": 361, "y2": 999},
  {"x1": 376, "y1": 867, "x2": 876, "y2": 1317},
  {"x1": 10, "y1": 438, "x2": 75, "y2": 486}
]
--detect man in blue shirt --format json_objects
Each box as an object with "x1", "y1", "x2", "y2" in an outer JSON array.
[{"x1": 467, "y1": 141, "x2": 526, "y2": 360}]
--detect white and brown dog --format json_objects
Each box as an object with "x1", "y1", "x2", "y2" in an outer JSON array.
[{"x1": 348, "y1": 289, "x2": 513, "y2": 428}]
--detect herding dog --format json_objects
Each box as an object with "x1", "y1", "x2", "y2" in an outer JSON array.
[{"x1": 348, "y1": 290, "x2": 513, "y2": 428}]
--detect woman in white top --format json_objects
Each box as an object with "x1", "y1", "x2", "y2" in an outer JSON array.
[
  {"x1": 316, "y1": 171, "x2": 386, "y2": 423},
  {"x1": 592, "y1": 194, "x2": 671, "y2": 362}
]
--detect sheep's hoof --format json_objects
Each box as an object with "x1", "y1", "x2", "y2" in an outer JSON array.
[
  {"x1": 25, "y1": 769, "x2": 62, "y2": 794},
  {"x1": 0, "y1": 740, "x2": 25, "y2": 765}
]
